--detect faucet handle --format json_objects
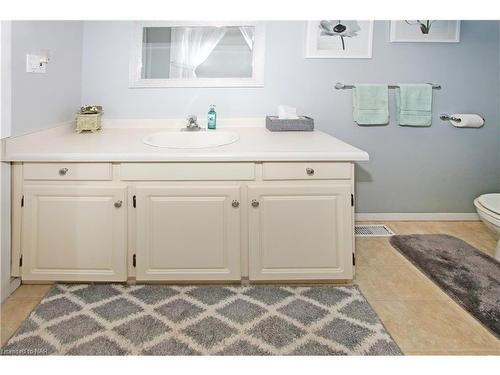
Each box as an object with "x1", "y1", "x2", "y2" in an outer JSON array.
[{"x1": 187, "y1": 115, "x2": 197, "y2": 123}]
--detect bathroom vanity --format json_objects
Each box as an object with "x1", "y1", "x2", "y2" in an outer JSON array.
[{"x1": 3, "y1": 121, "x2": 369, "y2": 283}]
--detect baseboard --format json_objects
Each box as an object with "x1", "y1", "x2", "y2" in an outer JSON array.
[
  {"x1": 355, "y1": 213, "x2": 480, "y2": 221},
  {"x1": 9, "y1": 277, "x2": 20, "y2": 293},
  {"x1": 0, "y1": 277, "x2": 20, "y2": 303}
]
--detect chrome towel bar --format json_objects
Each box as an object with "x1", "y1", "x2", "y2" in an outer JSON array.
[{"x1": 334, "y1": 82, "x2": 441, "y2": 90}]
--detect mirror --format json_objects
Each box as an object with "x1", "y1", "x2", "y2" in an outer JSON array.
[{"x1": 130, "y1": 22, "x2": 265, "y2": 87}]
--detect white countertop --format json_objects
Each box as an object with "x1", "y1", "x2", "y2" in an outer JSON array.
[{"x1": 1, "y1": 119, "x2": 369, "y2": 162}]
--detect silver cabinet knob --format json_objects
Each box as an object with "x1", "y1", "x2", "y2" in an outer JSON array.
[
  {"x1": 306, "y1": 168, "x2": 315, "y2": 176},
  {"x1": 232, "y1": 200, "x2": 240, "y2": 208},
  {"x1": 59, "y1": 167, "x2": 69, "y2": 176},
  {"x1": 251, "y1": 199, "x2": 259, "y2": 208},
  {"x1": 114, "y1": 200, "x2": 123, "y2": 208}
]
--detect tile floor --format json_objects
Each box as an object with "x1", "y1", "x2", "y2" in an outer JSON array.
[
  {"x1": 1, "y1": 221, "x2": 499, "y2": 354},
  {"x1": 355, "y1": 221, "x2": 500, "y2": 355}
]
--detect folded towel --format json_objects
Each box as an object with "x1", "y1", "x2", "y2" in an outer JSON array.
[
  {"x1": 396, "y1": 84, "x2": 433, "y2": 127},
  {"x1": 352, "y1": 84, "x2": 389, "y2": 125}
]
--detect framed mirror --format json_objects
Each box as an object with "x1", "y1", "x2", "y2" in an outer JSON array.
[{"x1": 129, "y1": 21, "x2": 265, "y2": 88}]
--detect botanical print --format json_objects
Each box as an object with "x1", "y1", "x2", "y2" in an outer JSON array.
[
  {"x1": 390, "y1": 20, "x2": 460, "y2": 42},
  {"x1": 318, "y1": 20, "x2": 361, "y2": 50},
  {"x1": 405, "y1": 20, "x2": 434, "y2": 34},
  {"x1": 305, "y1": 20, "x2": 373, "y2": 58}
]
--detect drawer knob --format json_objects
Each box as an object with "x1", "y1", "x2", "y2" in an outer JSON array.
[
  {"x1": 59, "y1": 167, "x2": 69, "y2": 176},
  {"x1": 232, "y1": 200, "x2": 240, "y2": 208},
  {"x1": 251, "y1": 199, "x2": 260, "y2": 208},
  {"x1": 114, "y1": 200, "x2": 123, "y2": 208},
  {"x1": 306, "y1": 168, "x2": 315, "y2": 176}
]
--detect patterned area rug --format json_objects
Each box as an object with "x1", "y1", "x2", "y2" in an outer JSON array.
[
  {"x1": 1, "y1": 284, "x2": 401, "y2": 355},
  {"x1": 390, "y1": 234, "x2": 500, "y2": 338}
]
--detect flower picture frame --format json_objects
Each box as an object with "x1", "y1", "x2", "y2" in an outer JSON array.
[
  {"x1": 390, "y1": 20, "x2": 460, "y2": 43},
  {"x1": 305, "y1": 20, "x2": 374, "y2": 58}
]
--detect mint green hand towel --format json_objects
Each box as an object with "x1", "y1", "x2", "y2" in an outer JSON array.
[
  {"x1": 396, "y1": 84, "x2": 433, "y2": 126},
  {"x1": 352, "y1": 84, "x2": 389, "y2": 125}
]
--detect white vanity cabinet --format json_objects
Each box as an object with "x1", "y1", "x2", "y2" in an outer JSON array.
[
  {"x1": 12, "y1": 161, "x2": 356, "y2": 283},
  {"x1": 248, "y1": 184, "x2": 353, "y2": 281},
  {"x1": 20, "y1": 184, "x2": 128, "y2": 281},
  {"x1": 134, "y1": 185, "x2": 241, "y2": 281}
]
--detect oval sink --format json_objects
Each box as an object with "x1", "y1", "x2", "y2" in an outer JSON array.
[{"x1": 143, "y1": 131, "x2": 239, "y2": 149}]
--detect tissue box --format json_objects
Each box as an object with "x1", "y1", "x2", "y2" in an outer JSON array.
[{"x1": 265, "y1": 116, "x2": 314, "y2": 132}]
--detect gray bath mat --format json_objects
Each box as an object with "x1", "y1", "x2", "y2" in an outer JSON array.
[
  {"x1": 1, "y1": 284, "x2": 401, "y2": 355},
  {"x1": 390, "y1": 234, "x2": 500, "y2": 338}
]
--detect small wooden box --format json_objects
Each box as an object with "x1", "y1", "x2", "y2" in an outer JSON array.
[{"x1": 76, "y1": 113, "x2": 102, "y2": 133}]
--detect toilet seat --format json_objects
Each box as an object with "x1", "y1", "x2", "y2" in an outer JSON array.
[{"x1": 477, "y1": 194, "x2": 500, "y2": 216}]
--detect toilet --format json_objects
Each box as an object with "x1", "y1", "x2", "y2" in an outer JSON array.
[{"x1": 474, "y1": 193, "x2": 500, "y2": 261}]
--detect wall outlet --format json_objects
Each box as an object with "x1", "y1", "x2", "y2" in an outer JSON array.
[{"x1": 26, "y1": 54, "x2": 47, "y2": 73}]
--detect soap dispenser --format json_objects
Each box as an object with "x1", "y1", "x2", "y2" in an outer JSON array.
[{"x1": 207, "y1": 105, "x2": 217, "y2": 130}]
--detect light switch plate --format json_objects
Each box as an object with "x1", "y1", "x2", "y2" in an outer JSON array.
[{"x1": 26, "y1": 54, "x2": 46, "y2": 73}]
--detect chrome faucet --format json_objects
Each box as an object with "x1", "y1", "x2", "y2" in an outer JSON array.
[{"x1": 183, "y1": 115, "x2": 204, "y2": 131}]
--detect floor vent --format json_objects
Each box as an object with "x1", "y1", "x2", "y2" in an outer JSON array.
[{"x1": 355, "y1": 224, "x2": 395, "y2": 237}]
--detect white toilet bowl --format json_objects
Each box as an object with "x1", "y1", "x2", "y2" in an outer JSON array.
[{"x1": 474, "y1": 193, "x2": 500, "y2": 261}]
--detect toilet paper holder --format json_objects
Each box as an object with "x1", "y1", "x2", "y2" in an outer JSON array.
[{"x1": 439, "y1": 113, "x2": 461, "y2": 122}]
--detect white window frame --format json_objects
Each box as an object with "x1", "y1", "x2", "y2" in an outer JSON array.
[{"x1": 129, "y1": 21, "x2": 265, "y2": 88}]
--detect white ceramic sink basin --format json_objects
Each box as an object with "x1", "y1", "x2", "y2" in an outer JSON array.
[{"x1": 143, "y1": 130, "x2": 239, "y2": 149}]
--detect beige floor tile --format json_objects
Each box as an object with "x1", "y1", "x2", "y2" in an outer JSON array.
[
  {"x1": 383, "y1": 221, "x2": 436, "y2": 235},
  {"x1": 1, "y1": 321, "x2": 19, "y2": 346},
  {"x1": 0, "y1": 298, "x2": 40, "y2": 325},
  {"x1": 405, "y1": 349, "x2": 500, "y2": 355},
  {"x1": 368, "y1": 299, "x2": 500, "y2": 352},
  {"x1": 355, "y1": 238, "x2": 409, "y2": 267},
  {"x1": 9, "y1": 284, "x2": 52, "y2": 299},
  {"x1": 355, "y1": 263, "x2": 449, "y2": 301},
  {"x1": 355, "y1": 221, "x2": 499, "y2": 353}
]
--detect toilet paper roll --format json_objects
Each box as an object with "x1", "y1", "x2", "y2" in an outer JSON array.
[{"x1": 450, "y1": 114, "x2": 484, "y2": 128}]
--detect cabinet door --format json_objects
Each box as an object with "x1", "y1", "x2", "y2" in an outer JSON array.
[
  {"x1": 135, "y1": 186, "x2": 241, "y2": 281},
  {"x1": 248, "y1": 184, "x2": 353, "y2": 280},
  {"x1": 22, "y1": 185, "x2": 127, "y2": 281}
]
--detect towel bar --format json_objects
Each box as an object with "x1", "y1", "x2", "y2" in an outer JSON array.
[{"x1": 334, "y1": 82, "x2": 441, "y2": 90}]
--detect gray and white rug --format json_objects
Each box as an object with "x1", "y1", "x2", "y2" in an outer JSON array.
[{"x1": 1, "y1": 284, "x2": 401, "y2": 355}]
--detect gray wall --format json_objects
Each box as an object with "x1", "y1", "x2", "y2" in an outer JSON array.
[
  {"x1": 1, "y1": 21, "x2": 12, "y2": 302},
  {"x1": 81, "y1": 20, "x2": 500, "y2": 213},
  {"x1": 11, "y1": 21, "x2": 83, "y2": 136}
]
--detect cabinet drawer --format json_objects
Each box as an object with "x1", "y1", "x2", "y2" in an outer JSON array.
[
  {"x1": 24, "y1": 163, "x2": 112, "y2": 181},
  {"x1": 120, "y1": 163, "x2": 255, "y2": 181},
  {"x1": 262, "y1": 162, "x2": 351, "y2": 180}
]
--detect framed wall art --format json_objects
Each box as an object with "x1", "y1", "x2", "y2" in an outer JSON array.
[
  {"x1": 390, "y1": 20, "x2": 460, "y2": 42},
  {"x1": 305, "y1": 20, "x2": 374, "y2": 58}
]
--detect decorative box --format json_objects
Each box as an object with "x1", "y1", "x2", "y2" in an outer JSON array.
[
  {"x1": 75, "y1": 105, "x2": 103, "y2": 133},
  {"x1": 265, "y1": 116, "x2": 314, "y2": 132},
  {"x1": 75, "y1": 113, "x2": 102, "y2": 133}
]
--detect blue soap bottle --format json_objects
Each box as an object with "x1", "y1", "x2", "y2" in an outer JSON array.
[{"x1": 207, "y1": 105, "x2": 217, "y2": 130}]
